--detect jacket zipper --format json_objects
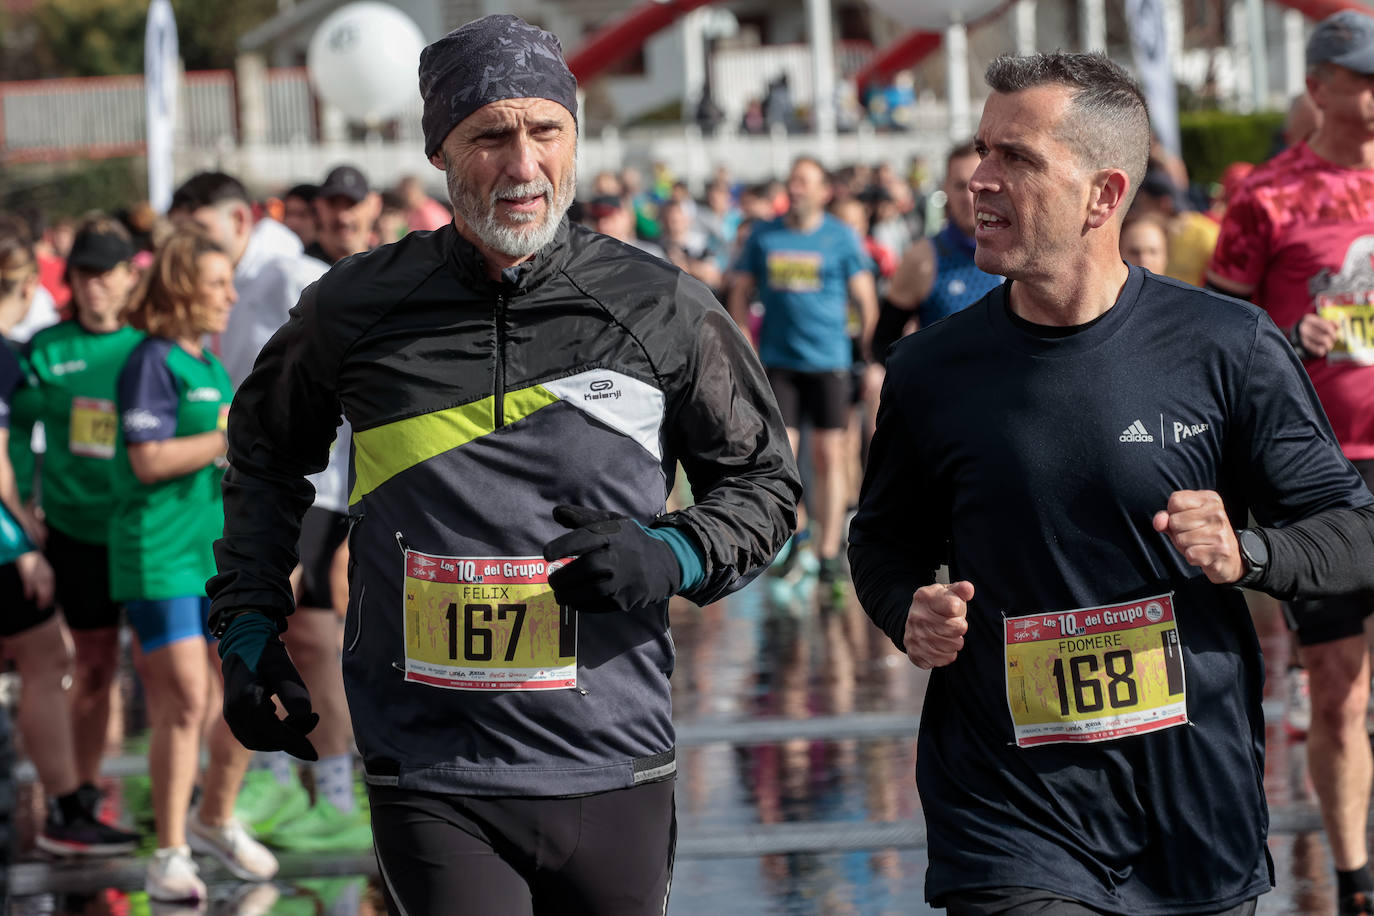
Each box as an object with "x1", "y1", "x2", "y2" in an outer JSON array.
[{"x1": 494, "y1": 292, "x2": 506, "y2": 427}]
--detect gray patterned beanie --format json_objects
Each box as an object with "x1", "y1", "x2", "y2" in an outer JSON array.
[{"x1": 419, "y1": 14, "x2": 579, "y2": 158}]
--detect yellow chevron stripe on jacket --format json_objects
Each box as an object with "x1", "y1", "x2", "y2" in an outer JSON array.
[{"x1": 349, "y1": 385, "x2": 560, "y2": 505}]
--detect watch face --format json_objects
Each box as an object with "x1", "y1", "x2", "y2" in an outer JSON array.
[{"x1": 1240, "y1": 530, "x2": 1267, "y2": 568}]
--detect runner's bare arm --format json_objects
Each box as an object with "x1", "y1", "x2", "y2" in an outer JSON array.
[
  {"x1": 1291, "y1": 313, "x2": 1341, "y2": 359},
  {"x1": 725, "y1": 271, "x2": 756, "y2": 345},
  {"x1": 872, "y1": 240, "x2": 933, "y2": 361},
  {"x1": 0, "y1": 428, "x2": 36, "y2": 544},
  {"x1": 1203, "y1": 269, "x2": 1253, "y2": 300},
  {"x1": 126, "y1": 431, "x2": 226, "y2": 485},
  {"x1": 849, "y1": 270, "x2": 879, "y2": 363},
  {"x1": 887, "y1": 238, "x2": 936, "y2": 310}
]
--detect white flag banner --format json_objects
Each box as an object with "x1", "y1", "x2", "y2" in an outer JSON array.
[
  {"x1": 1126, "y1": 0, "x2": 1180, "y2": 159},
  {"x1": 145, "y1": 0, "x2": 179, "y2": 214}
]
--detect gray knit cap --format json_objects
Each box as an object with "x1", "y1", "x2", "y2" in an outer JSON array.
[{"x1": 418, "y1": 14, "x2": 579, "y2": 158}]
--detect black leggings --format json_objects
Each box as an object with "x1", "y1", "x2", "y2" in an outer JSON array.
[{"x1": 369, "y1": 778, "x2": 676, "y2": 916}]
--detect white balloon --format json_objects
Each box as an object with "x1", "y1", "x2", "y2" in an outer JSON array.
[
  {"x1": 865, "y1": 0, "x2": 1002, "y2": 30},
  {"x1": 307, "y1": 2, "x2": 426, "y2": 123}
]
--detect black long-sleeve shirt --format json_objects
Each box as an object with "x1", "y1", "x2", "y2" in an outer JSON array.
[{"x1": 850, "y1": 267, "x2": 1374, "y2": 913}]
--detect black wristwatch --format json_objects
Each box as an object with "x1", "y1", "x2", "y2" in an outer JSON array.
[
  {"x1": 1234, "y1": 528, "x2": 1269, "y2": 588},
  {"x1": 1288, "y1": 320, "x2": 1313, "y2": 361}
]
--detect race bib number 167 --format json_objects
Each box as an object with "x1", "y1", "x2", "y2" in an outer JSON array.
[{"x1": 403, "y1": 550, "x2": 577, "y2": 691}]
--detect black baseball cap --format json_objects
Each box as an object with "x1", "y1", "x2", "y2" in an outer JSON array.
[
  {"x1": 285, "y1": 183, "x2": 319, "y2": 202},
  {"x1": 1307, "y1": 10, "x2": 1374, "y2": 75},
  {"x1": 319, "y1": 165, "x2": 369, "y2": 203},
  {"x1": 67, "y1": 224, "x2": 135, "y2": 273},
  {"x1": 586, "y1": 195, "x2": 624, "y2": 218}
]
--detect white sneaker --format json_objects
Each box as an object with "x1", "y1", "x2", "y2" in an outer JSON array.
[
  {"x1": 187, "y1": 810, "x2": 279, "y2": 882},
  {"x1": 1285, "y1": 667, "x2": 1311, "y2": 739},
  {"x1": 146, "y1": 844, "x2": 206, "y2": 903}
]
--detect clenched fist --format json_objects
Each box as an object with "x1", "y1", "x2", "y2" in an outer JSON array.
[
  {"x1": 1152, "y1": 489, "x2": 1243, "y2": 584},
  {"x1": 904, "y1": 581, "x2": 974, "y2": 669}
]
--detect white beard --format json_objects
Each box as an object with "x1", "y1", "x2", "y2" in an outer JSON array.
[{"x1": 448, "y1": 163, "x2": 577, "y2": 259}]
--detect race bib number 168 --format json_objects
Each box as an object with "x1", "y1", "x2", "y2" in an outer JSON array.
[{"x1": 1004, "y1": 593, "x2": 1186, "y2": 747}]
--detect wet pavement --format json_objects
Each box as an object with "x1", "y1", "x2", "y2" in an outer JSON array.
[{"x1": 0, "y1": 576, "x2": 1360, "y2": 914}]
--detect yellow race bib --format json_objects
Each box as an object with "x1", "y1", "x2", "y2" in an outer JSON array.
[
  {"x1": 766, "y1": 250, "x2": 823, "y2": 292},
  {"x1": 1005, "y1": 593, "x2": 1187, "y2": 747},
  {"x1": 403, "y1": 550, "x2": 577, "y2": 691},
  {"x1": 69, "y1": 397, "x2": 117, "y2": 459},
  {"x1": 1318, "y1": 303, "x2": 1374, "y2": 365}
]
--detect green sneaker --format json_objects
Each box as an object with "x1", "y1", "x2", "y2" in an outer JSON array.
[
  {"x1": 264, "y1": 799, "x2": 373, "y2": 853},
  {"x1": 232, "y1": 768, "x2": 310, "y2": 835}
]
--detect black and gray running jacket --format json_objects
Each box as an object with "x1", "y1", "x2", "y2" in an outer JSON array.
[{"x1": 208, "y1": 219, "x2": 800, "y2": 795}]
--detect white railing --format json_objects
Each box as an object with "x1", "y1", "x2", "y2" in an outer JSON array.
[
  {"x1": 265, "y1": 68, "x2": 317, "y2": 145},
  {"x1": 2, "y1": 75, "x2": 148, "y2": 159},
  {"x1": 2, "y1": 63, "x2": 955, "y2": 192},
  {"x1": 182, "y1": 72, "x2": 238, "y2": 148},
  {"x1": 1, "y1": 71, "x2": 238, "y2": 162},
  {"x1": 0, "y1": 38, "x2": 1269, "y2": 192},
  {"x1": 710, "y1": 40, "x2": 877, "y2": 123},
  {"x1": 580, "y1": 122, "x2": 950, "y2": 186},
  {"x1": 174, "y1": 120, "x2": 953, "y2": 195}
]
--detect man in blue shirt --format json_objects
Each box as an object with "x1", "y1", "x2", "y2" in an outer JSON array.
[
  {"x1": 873, "y1": 141, "x2": 1003, "y2": 360},
  {"x1": 727, "y1": 156, "x2": 877, "y2": 594}
]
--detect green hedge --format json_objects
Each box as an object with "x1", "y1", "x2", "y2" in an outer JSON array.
[
  {"x1": 0, "y1": 157, "x2": 148, "y2": 223},
  {"x1": 1179, "y1": 109, "x2": 1285, "y2": 187}
]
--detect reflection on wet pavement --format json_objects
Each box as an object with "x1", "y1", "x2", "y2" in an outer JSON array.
[{"x1": 0, "y1": 581, "x2": 1357, "y2": 914}]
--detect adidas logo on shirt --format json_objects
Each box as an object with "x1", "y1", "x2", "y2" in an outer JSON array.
[{"x1": 1119, "y1": 420, "x2": 1154, "y2": 443}]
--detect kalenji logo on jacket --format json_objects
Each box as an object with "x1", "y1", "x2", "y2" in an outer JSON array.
[
  {"x1": 585, "y1": 379, "x2": 621, "y2": 401},
  {"x1": 1119, "y1": 420, "x2": 1154, "y2": 443}
]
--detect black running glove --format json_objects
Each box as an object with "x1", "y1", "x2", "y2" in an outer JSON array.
[
  {"x1": 218, "y1": 612, "x2": 319, "y2": 761},
  {"x1": 542, "y1": 505, "x2": 682, "y2": 613}
]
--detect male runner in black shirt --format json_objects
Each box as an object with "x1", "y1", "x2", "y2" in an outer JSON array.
[{"x1": 851, "y1": 51, "x2": 1374, "y2": 914}]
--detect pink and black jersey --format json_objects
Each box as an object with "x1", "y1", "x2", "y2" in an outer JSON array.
[{"x1": 1210, "y1": 141, "x2": 1374, "y2": 459}]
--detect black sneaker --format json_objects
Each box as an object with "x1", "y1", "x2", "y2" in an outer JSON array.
[
  {"x1": 1341, "y1": 891, "x2": 1373, "y2": 916},
  {"x1": 75, "y1": 781, "x2": 103, "y2": 817},
  {"x1": 37, "y1": 808, "x2": 139, "y2": 857}
]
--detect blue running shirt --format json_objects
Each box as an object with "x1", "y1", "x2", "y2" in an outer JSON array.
[{"x1": 739, "y1": 215, "x2": 871, "y2": 372}]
